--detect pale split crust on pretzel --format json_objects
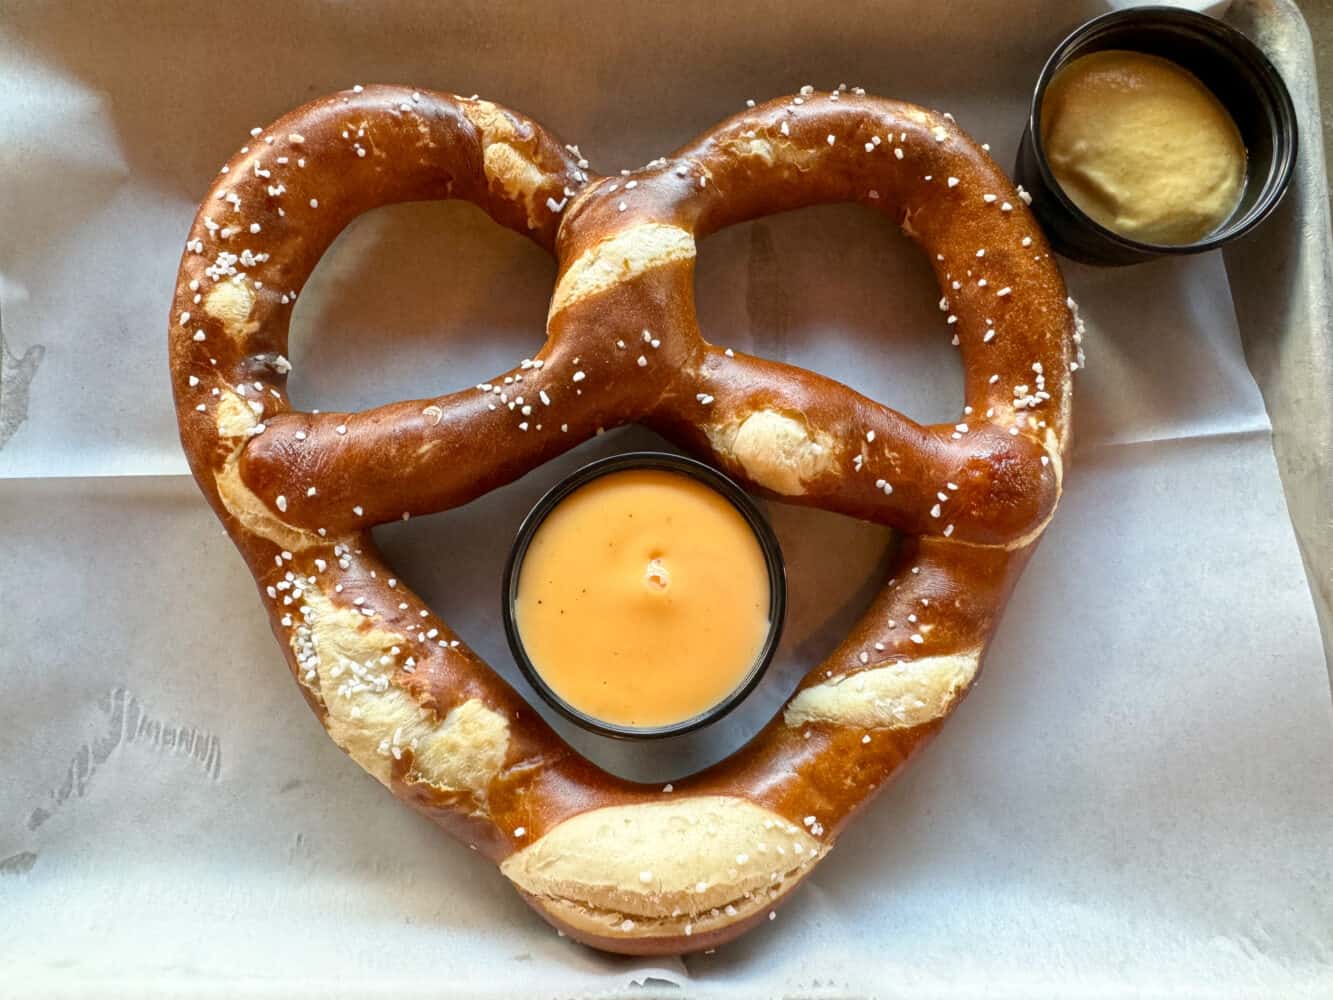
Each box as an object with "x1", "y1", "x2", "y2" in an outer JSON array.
[
  {"x1": 502, "y1": 797, "x2": 826, "y2": 940},
  {"x1": 706, "y1": 409, "x2": 839, "y2": 496},
  {"x1": 169, "y1": 85, "x2": 1077, "y2": 955},
  {"x1": 551, "y1": 223, "x2": 698, "y2": 315}
]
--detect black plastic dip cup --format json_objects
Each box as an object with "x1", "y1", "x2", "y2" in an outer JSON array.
[
  {"x1": 501, "y1": 451, "x2": 787, "y2": 740},
  {"x1": 1014, "y1": 6, "x2": 1298, "y2": 265}
]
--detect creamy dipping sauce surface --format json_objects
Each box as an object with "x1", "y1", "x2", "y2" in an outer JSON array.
[
  {"x1": 514, "y1": 468, "x2": 772, "y2": 729},
  {"x1": 1041, "y1": 49, "x2": 1246, "y2": 245}
]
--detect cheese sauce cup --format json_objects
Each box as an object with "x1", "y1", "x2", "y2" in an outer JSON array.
[
  {"x1": 502, "y1": 452, "x2": 787, "y2": 740},
  {"x1": 1015, "y1": 5, "x2": 1297, "y2": 266}
]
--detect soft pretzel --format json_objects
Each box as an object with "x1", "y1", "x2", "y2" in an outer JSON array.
[{"x1": 169, "y1": 85, "x2": 1076, "y2": 955}]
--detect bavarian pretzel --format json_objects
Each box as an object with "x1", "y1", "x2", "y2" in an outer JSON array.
[{"x1": 169, "y1": 84, "x2": 1077, "y2": 955}]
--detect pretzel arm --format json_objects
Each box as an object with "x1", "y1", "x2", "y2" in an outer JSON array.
[
  {"x1": 689, "y1": 531, "x2": 1018, "y2": 821},
  {"x1": 647, "y1": 346, "x2": 1058, "y2": 545},
  {"x1": 237, "y1": 375, "x2": 644, "y2": 532},
  {"x1": 236, "y1": 283, "x2": 704, "y2": 530}
]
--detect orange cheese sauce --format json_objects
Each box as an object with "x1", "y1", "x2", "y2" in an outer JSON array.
[{"x1": 514, "y1": 469, "x2": 772, "y2": 729}]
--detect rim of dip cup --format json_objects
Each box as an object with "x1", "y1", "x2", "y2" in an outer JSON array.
[{"x1": 501, "y1": 451, "x2": 788, "y2": 741}]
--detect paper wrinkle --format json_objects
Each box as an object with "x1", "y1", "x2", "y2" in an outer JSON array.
[{"x1": 1, "y1": 0, "x2": 1330, "y2": 996}]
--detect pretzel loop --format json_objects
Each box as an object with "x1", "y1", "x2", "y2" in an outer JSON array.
[{"x1": 171, "y1": 86, "x2": 1076, "y2": 955}]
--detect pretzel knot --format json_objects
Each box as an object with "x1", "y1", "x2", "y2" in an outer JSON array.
[{"x1": 170, "y1": 86, "x2": 1077, "y2": 954}]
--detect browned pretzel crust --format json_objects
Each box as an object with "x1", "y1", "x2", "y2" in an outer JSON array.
[{"x1": 169, "y1": 85, "x2": 1076, "y2": 954}]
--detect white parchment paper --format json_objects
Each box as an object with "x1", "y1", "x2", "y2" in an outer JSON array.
[{"x1": 1, "y1": 1, "x2": 1330, "y2": 996}]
